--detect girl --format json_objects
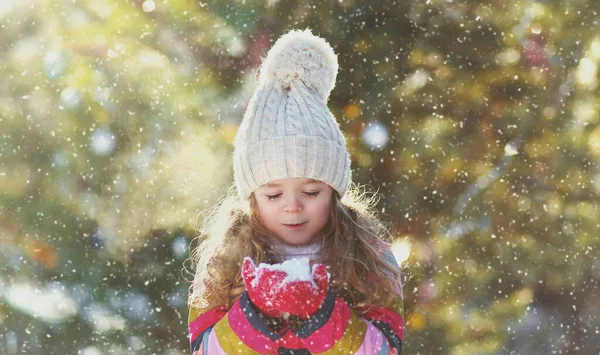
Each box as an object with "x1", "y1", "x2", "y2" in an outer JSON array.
[{"x1": 187, "y1": 29, "x2": 405, "y2": 354}]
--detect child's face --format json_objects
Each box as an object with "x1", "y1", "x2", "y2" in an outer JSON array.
[{"x1": 254, "y1": 177, "x2": 333, "y2": 246}]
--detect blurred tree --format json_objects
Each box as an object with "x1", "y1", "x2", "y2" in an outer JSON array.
[{"x1": 0, "y1": 0, "x2": 599, "y2": 354}]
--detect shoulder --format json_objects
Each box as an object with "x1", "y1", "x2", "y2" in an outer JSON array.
[
  {"x1": 374, "y1": 239, "x2": 404, "y2": 297},
  {"x1": 380, "y1": 244, "x2": 400, "y2": 270},
  {"x1": 370, "y1": 237, "x2": 400, "y2": 270}
]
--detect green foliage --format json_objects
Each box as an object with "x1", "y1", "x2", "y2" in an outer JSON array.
[{"x1": 1, "y1": 0, "x2": 599, "y2": 354}]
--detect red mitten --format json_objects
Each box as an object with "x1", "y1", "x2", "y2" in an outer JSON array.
[
  {"x1": 242, "y1": 257, "x2": 287, "y2": 318},
  {"x1": 242, "y1": 257, "x2": 329, "y2": 320},
  {"x1": 277, "y1": 262, "x2": 329, "y2": 319}
]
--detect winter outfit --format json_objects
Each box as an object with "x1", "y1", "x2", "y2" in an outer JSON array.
[
  {"x1": 188, "y1": 29, "x2": 404, "y2": 354},
  {"x1": 189, "y1": 241, "x2": 404, "y2": 354}
]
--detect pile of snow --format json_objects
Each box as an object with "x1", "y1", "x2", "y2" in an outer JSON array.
[
  {"x1": 250, "y1": 258, "x2": 320, "y2": 291},
  {"x1": 257, "y1": 257, "x2": 312, "y2": 282}
]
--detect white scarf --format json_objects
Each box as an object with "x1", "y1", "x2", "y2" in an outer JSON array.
[{"x1": 276, "y1": 240, "x2": 322, "y2": 262}]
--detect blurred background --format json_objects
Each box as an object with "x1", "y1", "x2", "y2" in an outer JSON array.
[{"x1": 1, "y1": 0, "x2": 599, "y2": 354}]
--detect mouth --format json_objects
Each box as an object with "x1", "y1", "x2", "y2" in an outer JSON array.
[{"x1": 283, "y1": 222, "x2": 307, "y2": 230}]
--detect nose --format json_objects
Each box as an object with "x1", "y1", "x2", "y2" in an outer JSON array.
[{"x1": 283, "y1": 195, "x2": 303, "y2": 213}]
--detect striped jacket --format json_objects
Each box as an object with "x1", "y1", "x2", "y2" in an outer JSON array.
[{"x1": 188, "y1": 248, "x2": 404, "y2": 354}]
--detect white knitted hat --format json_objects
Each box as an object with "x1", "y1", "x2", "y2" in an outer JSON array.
[{"x1": 233, "y1": 29, "x2": 351, "y2": 200}]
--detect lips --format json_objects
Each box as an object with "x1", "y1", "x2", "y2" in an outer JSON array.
[{"x1": 283, "y1": 222, "x2": 306, "y2": 229}]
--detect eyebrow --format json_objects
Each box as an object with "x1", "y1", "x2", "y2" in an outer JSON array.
[{"x1": 263, "y1": 179, "x2": 323, "y2": 188}]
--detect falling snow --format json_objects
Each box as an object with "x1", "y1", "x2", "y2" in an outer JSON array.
[{"x1": 1, "y1": 0, "x2": 599, "y2": 354}]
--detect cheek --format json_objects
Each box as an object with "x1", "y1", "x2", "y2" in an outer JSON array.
[
  {"x1": 310, "y1": 199, "x2": 331, "y2": 221},
  {"x1": 258, "y1": 204, "x2": 278, "y2": 224}
]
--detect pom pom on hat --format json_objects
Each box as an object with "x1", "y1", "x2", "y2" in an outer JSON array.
[{"x1": 258, "y1": 28, "x2": 339, "y2": 101}]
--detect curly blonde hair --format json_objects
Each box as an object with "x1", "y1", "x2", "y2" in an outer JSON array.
[{"x1": 187, "y1": 183, "x2": 402, "y2": 315}]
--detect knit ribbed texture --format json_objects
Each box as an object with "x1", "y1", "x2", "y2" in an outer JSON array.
[
  {"x1": 233, "y1": 29, "x2": 351, "y2": 199},
  {"x1": 275, "y1": 240, "x2": 322, "y2": 262}
]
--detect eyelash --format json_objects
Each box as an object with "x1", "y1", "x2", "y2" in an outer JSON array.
[{"x1": 267, "y1": 191, "x2": 320, "y2": 200}]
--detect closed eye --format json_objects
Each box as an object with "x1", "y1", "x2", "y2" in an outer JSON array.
[{"x1": 266, "y1": 191, "x2": 320, "y2": 200}]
